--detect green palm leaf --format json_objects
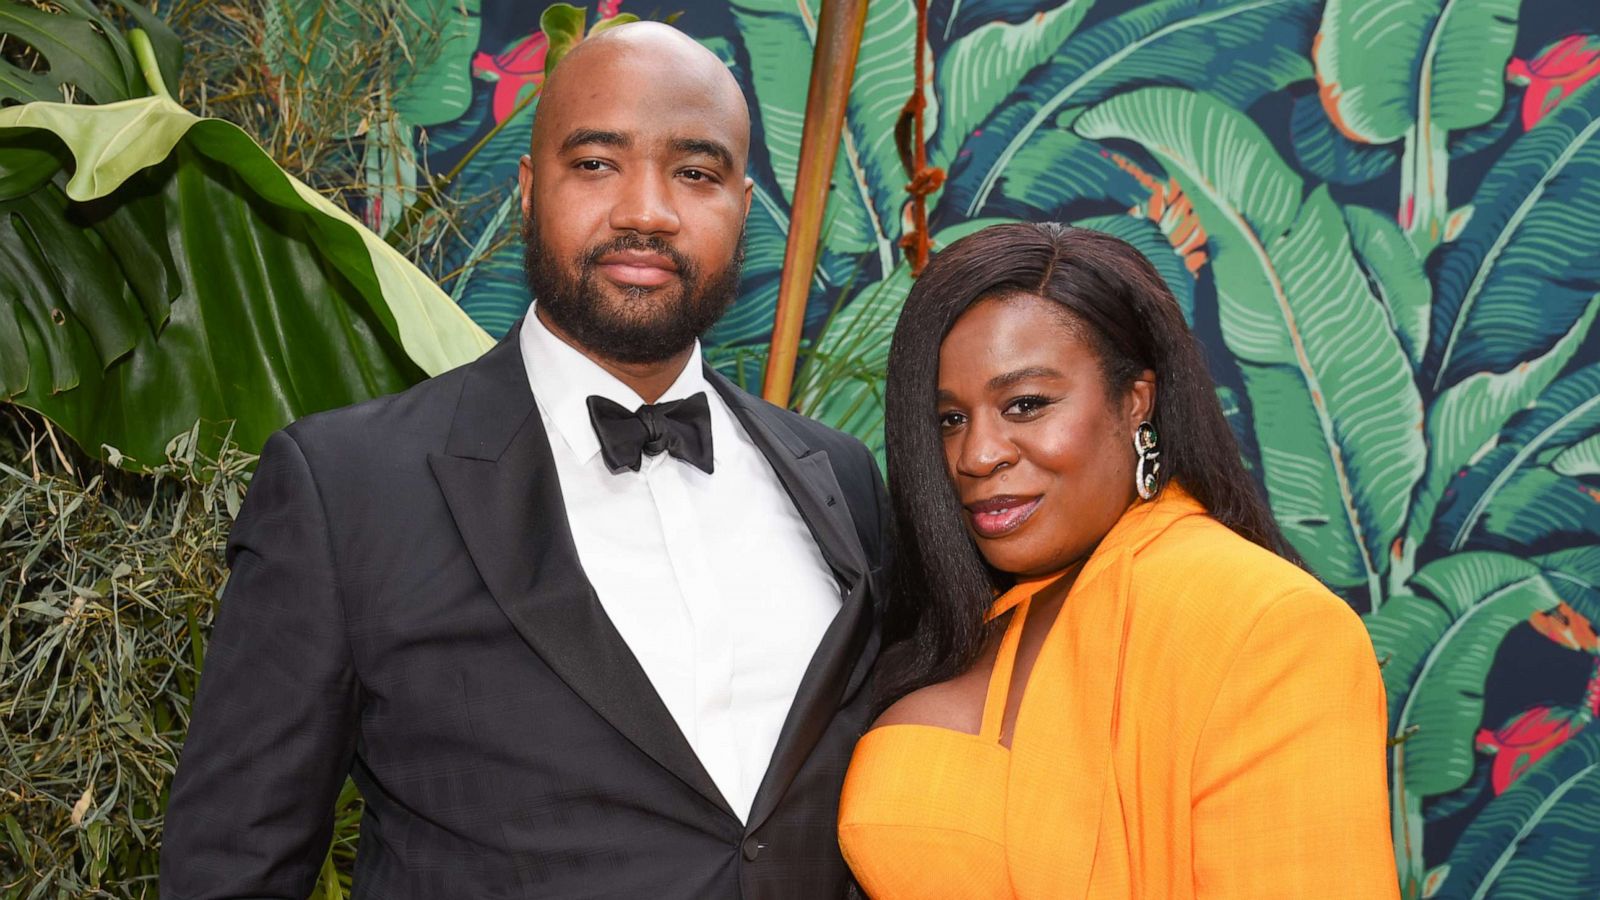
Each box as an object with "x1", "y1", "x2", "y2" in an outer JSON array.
[
  {"x1": 1076, "y1": 87, "x2": 1425, "y2": 597},
  {"x1": 1345, "y1": 205, "x2": 1431, "y2": 369},
  {"x1": 1425, "y1": 79, "x2": 1600, "y2": 392},
  {"x1": 1431, "y1": 364, "x2": 1600, "y2": 554},
  {"x1": 1435, "y1": 724, "x2": 1600, "y2": 899},
  {"x1": 944, "y1": 0, "x2": 1318, "y2": 219},
  {"x1": 991, "y1": 120, "x2": 1146, "y2": 217},
  {"x1": 1312, "y1": 0, "x2": 1521, "y2": 247},
  {"x1": 1395, "y1": 553, "x2": 1566, "y2": 797},
  {"x1": 928, "y1": 0, "x2": 1093, "y2": 177},
  {"x1": 0, "y1": 94, "x2": 491, "y2": 468},
  {"x1": 1401, "y1": 296, "x2": 1600, "y2": 581}
]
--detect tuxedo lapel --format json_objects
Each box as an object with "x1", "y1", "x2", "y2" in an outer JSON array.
[
  {"x1": 708, "y1": 370, "x2": 877, "y2": 833},
  {"x1": 428, "y1": 329, "x2": 732, "y2": 817}
]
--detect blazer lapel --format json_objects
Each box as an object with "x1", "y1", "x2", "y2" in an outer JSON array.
[
  {"x1": 428, "y1": 329, "x2": 733, "y2": 818},
  {"x1": 708, "y1": 370, "x2": 877, "y2": 833}
]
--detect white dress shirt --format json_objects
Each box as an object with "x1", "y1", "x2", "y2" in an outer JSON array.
[{"x1": 519, "y1": 310, "x2": 843, "y2": 822}]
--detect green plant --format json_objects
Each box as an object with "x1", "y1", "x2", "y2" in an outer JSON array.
[
  {"x1": 0, "y1": 408, "x2": 248, "y2": 896},
  {"x1": 0, "y1": 7, "x2": 492, "y2": 470}
]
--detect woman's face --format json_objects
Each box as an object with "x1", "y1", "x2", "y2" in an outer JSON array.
[{"x1": 936, "y1": 292, "x2": 1154, "y2": 577}]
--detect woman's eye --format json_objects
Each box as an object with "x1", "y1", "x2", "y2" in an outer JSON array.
[
  {"x1": 1005, "y1": 395, "x2": 1052, "y2": 416},
  {"x1": 938, "y1": 411, "x2": 966, "y2": 430}
]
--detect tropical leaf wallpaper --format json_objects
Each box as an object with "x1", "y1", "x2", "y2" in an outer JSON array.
[{"x1": 291, "y1": 0, "x2": 1600, "y2": 896}]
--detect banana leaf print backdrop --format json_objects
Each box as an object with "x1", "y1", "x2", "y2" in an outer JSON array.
[{"x1": 370, "y1": 0, "x2": 1600, "y2": 896}]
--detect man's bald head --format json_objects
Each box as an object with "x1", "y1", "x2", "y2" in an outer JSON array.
[
  {"x1": 531, "y1": 21, "x2": 751, "y2": 170},
  {"x1": 516, "y1": 20, "x2": 755, "y2": 371}
]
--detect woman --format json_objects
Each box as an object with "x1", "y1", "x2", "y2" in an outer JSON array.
[{"x1": 838, "y1": 223, "x2": 1397, "y2": 898}]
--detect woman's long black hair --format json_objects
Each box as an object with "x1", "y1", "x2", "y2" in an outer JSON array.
[{"x1": 876, "y1": 222, "x2": 1299, "y2": 708}]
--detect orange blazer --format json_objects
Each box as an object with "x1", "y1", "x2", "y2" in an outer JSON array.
[{"x1": 840, "y1": 486, "x2": 1399, "y2": 898}]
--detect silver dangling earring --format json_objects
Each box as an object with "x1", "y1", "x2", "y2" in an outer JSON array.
[{"x1": 1134, "y1": 421, "x2": 1161, "y2": 501}]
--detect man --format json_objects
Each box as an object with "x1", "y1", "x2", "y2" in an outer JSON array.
[{"x1": 162, "y1": 23, "x2": 886, "y2": 899}]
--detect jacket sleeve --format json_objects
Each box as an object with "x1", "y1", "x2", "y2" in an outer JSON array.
[
  {"x1": 1190, "y1": 588, "x2": 1399, "y2": 898},
  {"x1": 161, "y1": 429, "x2": 361, "y2": 899}
]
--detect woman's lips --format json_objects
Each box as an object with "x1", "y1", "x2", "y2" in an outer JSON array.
[{"x1": 965, "y1": 495, "x2": 1042, "y2": 539}]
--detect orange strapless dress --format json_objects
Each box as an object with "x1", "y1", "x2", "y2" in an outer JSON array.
[{"x1": 837, "y1": 576, "x2": 1046, "y2": 899}]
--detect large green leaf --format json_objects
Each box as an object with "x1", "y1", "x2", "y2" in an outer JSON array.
[
  {"x1": 1402, "y1": 295, "x2": 1600, "y2": 578},
  {"x1": 990, "y1": 112, "x2": 1145, "y2": 217},
  {"x1": 1313, "y1": 0, "x2": 1520, "y2": 144},
  {"x1": 1425, "y1": 79, "x2": 1600, "y2": 392},
  {"x1": 944, "y1": 0, "x2": 1318, "y2": 219},
  {"x1": 1435, "y1": 724, "x2": 1600, "y2": 899},
  {"x1": 1076, "y1": 88, "x2": 1426, "y2": 596},
  {"x1": 1394, "y1": 553, "x2": 1566, "y2": 797},
  {"x1": 0, "y1": 95, "x2": 492, "y2": 468},
  {"x1": 1365, "y1": 591, "x2": 1452, "y2": 733},
  {"x1": 1431, "y1": 364, "x2": 1600, "y2": 554},
  {"x1": 0, "y1": 0, "x2": 146, "y2": 105},
  {"x1": 1344, "y1": 204, "x2": 1431, "y2": 370},
  {"x1": 928, "y1": 0, "x2": 1093, "y2": 177}
]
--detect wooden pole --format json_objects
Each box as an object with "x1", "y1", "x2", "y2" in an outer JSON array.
[{"x1": 760, "y1": 0, "x2": 870, "y2": 407}]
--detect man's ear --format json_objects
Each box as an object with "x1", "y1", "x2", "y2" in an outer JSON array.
[
  {"x1": 742, "y1": 175, "x2": 754, "y2": 219},
  {"x1": 519, "y1": 155, "x2": 535, "y2": 221}
]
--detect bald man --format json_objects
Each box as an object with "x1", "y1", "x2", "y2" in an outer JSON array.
[{"x1": 161, "y1": 22, "x2": 887, "y2": 900}]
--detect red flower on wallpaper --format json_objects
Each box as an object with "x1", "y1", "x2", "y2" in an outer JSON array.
[
  {"x1": 1475, "y1": 706, "x2": 1584, "y2": 795},
  {"x1": 471, "y1": 2, "x2": 629, "y2": 124},
  {"x1": 1507, "y1": 33, "x2": 1600, "y2": 131}
]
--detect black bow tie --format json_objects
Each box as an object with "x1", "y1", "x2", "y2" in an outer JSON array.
[{"x1": 586, "y1": 393, "x2": 715, "y2": 474}]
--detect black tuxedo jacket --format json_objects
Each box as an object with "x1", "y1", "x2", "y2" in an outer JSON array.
[{"x1": 161, "y1": 325, "x2": 888, "y2": 899}]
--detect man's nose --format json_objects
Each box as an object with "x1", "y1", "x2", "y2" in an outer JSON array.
[{"x1": 609, "y1": 169, "x2": 681, "y2": 235}]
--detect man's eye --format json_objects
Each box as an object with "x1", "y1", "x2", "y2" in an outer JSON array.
[
  {"x1": 680, "y1": 169, "x2": 712, "y2": 182},
  {"x1": 576, "y1": 159, "x2": 607, "y2": 171}
]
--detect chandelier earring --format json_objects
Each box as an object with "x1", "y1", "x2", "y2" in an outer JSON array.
[{"x1": 1133, "y1": 421, "x2": 1161, "y2": 501}]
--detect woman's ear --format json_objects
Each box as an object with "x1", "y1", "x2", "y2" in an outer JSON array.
[{"x1": 1126, "y1": 369, "x2": 1157, "y2": 426}]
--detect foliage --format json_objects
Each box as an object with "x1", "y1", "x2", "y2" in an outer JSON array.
[
  {"x1": 0, "y1": 408, "x2": 241, "y2": 895},
  {"x1": 0, "y1": 9, "x2": 492, "y2": 470}
]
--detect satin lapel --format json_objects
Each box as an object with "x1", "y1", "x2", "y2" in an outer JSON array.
[
  {"x1": 1006, "y1": 548, "x2": 1134, "y2": 899},
  {"x1": 707, "y1": 370, "x2": 876, "y2": 832},
  {"x1": 428, "y1": 330, "x2": 732, "y2": 817}
]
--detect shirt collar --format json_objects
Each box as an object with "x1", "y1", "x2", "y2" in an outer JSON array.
[{"x1": 519, "y1": 307, "x2": 718, "y2": 467}]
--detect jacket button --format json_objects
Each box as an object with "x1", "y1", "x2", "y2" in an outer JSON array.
[{"x1": 742, "y1": 836, "x2": 765, "y2": 861}]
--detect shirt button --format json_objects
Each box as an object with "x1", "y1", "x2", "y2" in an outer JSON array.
[{"x1": 742, "y1": 836, "x2": 765, "y2": 861}]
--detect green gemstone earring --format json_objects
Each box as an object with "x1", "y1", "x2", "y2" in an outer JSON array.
[{"x1": 1134, "y1": 421, "x2": 1161, "y2": 501}]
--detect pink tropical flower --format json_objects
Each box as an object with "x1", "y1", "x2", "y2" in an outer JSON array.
[
  {"x1": 1475, "y1": 706, "x2": 1582, "y2": 794},
  {"x1": 473, "y1": 33, "x2": 549, "y2": 123},
  {"x1": 1507, "y1": 34, "x2": 1600, "y2": 131},
  {"x1": 470, "y1": 5, "x2": 631, "y2": 124}
]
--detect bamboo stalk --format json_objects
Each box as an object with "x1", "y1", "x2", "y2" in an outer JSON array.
[{"x1": 760, "y1": 0, "x2": 869, "y2": 407}]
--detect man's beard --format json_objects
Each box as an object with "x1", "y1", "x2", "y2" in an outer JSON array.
[{"x1": 522, "y1": 214, "x2": 746, "y2": 365}]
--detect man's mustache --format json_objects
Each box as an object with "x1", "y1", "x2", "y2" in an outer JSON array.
[{"x1": 581, "y1": 236, "x2": 695, "y2": 277}]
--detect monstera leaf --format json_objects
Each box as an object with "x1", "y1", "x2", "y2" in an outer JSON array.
[
  {"x1": 1433, "y1": 724, "x2": 1600, "y2": 899},
  {"x1": 1075, "y1": 87, "x2": 1426, "y2": 597},
  {"x1": 0, "y1": 0, "x2": 180, "y2": 106},
  {"x1": 1313, "y1": 0, "x2": 1522, "y2": 248},
  {"x1": 944, "y1": 0, "x2": 1320, "y2": 219},
  {"x1": 0, "y1": 66, "x2": 491, "y2": 468}
]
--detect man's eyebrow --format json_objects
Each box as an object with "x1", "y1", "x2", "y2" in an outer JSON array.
[
  {"x1": 559, "y1": 128, "x2": 631, "y2": 155},
  {"x1": 987, "y1": 366, "x2": 1064, "y2": 392},
  {"x1": 671, "y1": 137, "x2": 735, "y2": 169}
]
